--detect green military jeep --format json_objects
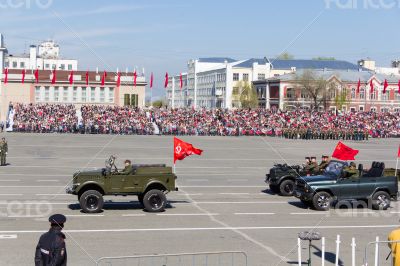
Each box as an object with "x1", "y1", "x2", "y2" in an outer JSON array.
[
  {"x1": 66, "y1": 156, "x2": 178, "y2": 213},
  {"x1": 294, "y1": 161, "x2": 398, "y2": 211}
]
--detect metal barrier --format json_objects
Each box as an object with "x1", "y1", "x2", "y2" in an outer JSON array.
[
  {"x1": 96, "y1": 251, "x2": 248, "y2": 266},
  {"x1": 363, "y1": 238, "x2": 400, "y2": 266}
]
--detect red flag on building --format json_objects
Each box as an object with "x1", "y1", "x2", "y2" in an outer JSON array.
[
  {"x1": 370, "y1": 79, "x2": 374, "y2": 93},
  {"x1": 357, "y1": 78, "x2": 361, "y2": 93},
  {"x1": 34, "y1": 69, "x2": 39, "y2": 83},
  {"x1": 133, "y1": 70, "x2": 137, "y2": 87},
  {"x1": 85, "y1": 71, "x2": 89, "y2": 85},
  {"x1": 116, "y1": 72, "x2": 121, "y2": 87},
  {"x1": 51, "y1": 69, "x2": 56, "y2": 84},
  {"x1": 150, "y1": 72, "x2": 154, "y2": 89},
  {"x1": 397, "y1": 144, "x2": 400, "y2": 158},
  {"x1": 21, "y1": 69, "x2": 26, "y2": 84},
  {"x1": 180, "y1": 73, "x2": 183, "y2": 89},
  {"x1": 173, "y1": 137, "x2": 203, "y2": 163},
  {"x1": 164, "y1": 72, "x2": 169, "y2": 88},
  {"x1": 3, "y1": 68, "x2": 8, "y2": 84},
  {"x1": 383, "y1": 79, "x2": 388, "y2": 94},
  {"x1": 332, "y1": 141, "x2": 359, "y2": 161},
  {"x1": 398, "y1": 80, "x2": 400, "y2": 94},
  {"x1": 69, "y1": 70, "x2": 74, "y2": 85},
  {"x1": 101, "y1": 71, "x2": 107, "y2": 86}
]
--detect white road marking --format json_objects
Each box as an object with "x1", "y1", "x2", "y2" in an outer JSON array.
[
  {"x1": 0, "y1": 180, "x2": 21, "y2": 182},
  {"x1": 234, "y1": 213, "x2": 275, "y2": 215},
  {"x1": 186, "y1": 179, "x2": 209, "y2": 182},
  {"x1": 156, "y1": 213, "x2": 219, "y2": 216},
  {"x1": 36, "y1": 194, "x2": 74, "y2": 196},
  {"x1": 219, "y1": 193, "x2": 250, "y2": 195},
  {"x1": 0, "y1": 194, "x2": 23, "y2": 196},
  {"x1": 36, "y1": 180, "x2": 60, "y2": 182},
  {"x1": 1, "y1": 224, "x2": 398, "y2": 234},
  {"x1": 0, "y1": 186, "x2": 64, "y2": 188},
  {"x1": 0, "y1": 234, "x2": 17, "y2": 239},
  {"x1": 227, "y1": 179, "x2": 248, "y2": 182},
  {"x1": 7, "y1": 215, "x2": 45, "y2": 218},
  {"x1": 290, "y1": 213, "x2": 328, "y2": 215},
  {"x1": 121, "y1": 214, "x2": 146, "y2": 217},
  {"x1": 65, "y1": 214, "x2": 104, "y2": 217},
  {"x1": 0, "y1": 174, "x2": 69, "y2": 177}
]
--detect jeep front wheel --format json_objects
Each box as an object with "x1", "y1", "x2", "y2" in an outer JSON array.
[
  {"x1": 279, "y1": 179, "x2": 295, "y2": 196},
  {"x1": 312, "y1": 191, "x2": 332, "y2": 211},
  {"x1": 79, "y1": 190, "x2": 104, "y2": 213},
  {"x1": 371, "y1": 191, "x2": 391, "y2": 210},
  {"x1": 143, "y1": 189, "x2": 167, "y2": 212}
]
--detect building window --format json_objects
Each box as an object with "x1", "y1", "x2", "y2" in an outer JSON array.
[
  {"x1": 370, "y1": 107, "x2": 377, "y2": 112},
  {"x1": 301, "y1": 89, "x2": 308, "y2": 99},
  {"x1": 286, "y1": 88, "x2": 294, "y2": 99},
  {"x1": 100, "y1": 88, "x2": 105, "y2": 102},
  {"x1": 258, "y1": 74, "x2": 265, "y2": 80},
  {"x1": 60, "y1": 64, "x2": 65, "y2": 70},
  {"x1": 52, "y1": 64, "x2": 56, "y2": 70},
  {"x1": 109, "y1": 87, "x2": 114, "y2": 103},
  {"x1": 68, "y1": 64, "x2": 72, "y2": 70},
  {"x1": 381, "y1": 90, "x2": 388, "y2": 101},
  {"x1": 124, "y1": 94, "x2": 130, "y2": 106},
  {"x1": 63, "y1": 87, "x2": 68, "y2": 102},
  {"x1": 243, "y1": 73, "x2": 249, "y2": 81},
  {"x1": 330, "y1": 89, "x2": 336, "y2": 99},
  {"x1": 35, "y1": 87, "x2": 40, "y2": 102},
  {"x1": 131, "y1": 94, "x2": 138, "y2": 107},
  {"x1": 73, "y1": 87, "x2": 77, "y2": 102},
  {"x1": 359, "y1": 88, "x2": 365, "y2": 99},
  {"x1": 370, "y1": 90, "x2": 377, "y2": 100},
  {"x1": 233, "y1": 73, "x2": 239, "y2": 81},
  {"x1": 12, "y1": 61, "x2": 17, "y2": 68},
  {"x1": 82, "y1": 87, "x2": 87, "y2": 102},
  {"x1": 45, "y1": 64, "x2": 50, "y2": 69},
  {"x1": 44, "y1": 87, "x2": 49, "y2": 101},
  {"x1": 90, "y1": 87, "x2": 96, "y2": 102},
  {"x1": 20, "y1": 62, "x2": 25, "y2": 68},
  {"x1": 54, "y1": 87, "x2": 59, "y2": 102},
  {"x1": 351, "y1": 88, "x2": 356, "y2": 99},
  {"x1": 4, "y1": 62, "x2": 9, "y2": 68}
]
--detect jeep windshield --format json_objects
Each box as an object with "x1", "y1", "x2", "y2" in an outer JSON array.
[{"x1": 324, "y1": 161, "x2": 347, "y2": 177}]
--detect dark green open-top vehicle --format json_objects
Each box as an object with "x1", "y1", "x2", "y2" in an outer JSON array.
[{"x1": 66, "y1": 156, "x2": 178, "y2": 213}]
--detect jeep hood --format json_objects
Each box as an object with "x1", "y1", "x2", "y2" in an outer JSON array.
[{"x1": 73, "y1": 168, "x2": 104, "y2": 177}]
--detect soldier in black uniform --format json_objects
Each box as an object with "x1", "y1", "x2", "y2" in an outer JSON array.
[{"x1": 35, "y1": 214, "x2": 67, "y2": 266}]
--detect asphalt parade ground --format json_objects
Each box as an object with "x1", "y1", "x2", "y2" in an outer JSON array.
[{"x1": 0, "y1": 134, "x2": 399, "y2": 266}]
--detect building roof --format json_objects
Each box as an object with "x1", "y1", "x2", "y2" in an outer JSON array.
[
  {"x1": 198, "y1": 57, "x2": 237, "y2": 63},
  {"x1": 235, "y1": 58, "x2": 361, "y2": 70},
  {"x1": 262, "y1": 69, "x2": 400, "y2": 84}
]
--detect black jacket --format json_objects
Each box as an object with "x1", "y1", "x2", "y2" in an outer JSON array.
[{"x1": 34, "y1": 228, "x2": 67, "y2": 266}]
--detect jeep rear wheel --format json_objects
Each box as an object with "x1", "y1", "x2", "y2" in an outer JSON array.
[
  {"x1": 312, "y1": 191, "x2": 332, "y2": 211},
  {"x1": 143, "y1": 189, "x2": 167, "y2": 212},
  {"x1": 79, "y1": 190, "x2": 104, "y2": 213},
  {"x1": 371, "y1": 191, "x2": 391, "y2": 210},
  {"x1": 279, "y1": 179, "x2": 295, "y2": 196}
]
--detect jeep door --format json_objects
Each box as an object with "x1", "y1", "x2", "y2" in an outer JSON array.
[
  {"x1": 336, "y1": 177, "x2": 359, "y2": 200},
  {"x1": 122, "y1": 173, "x2": 142, "y2": 193},
  {"x1": 357, "y1": 176, "x2": 377, "y2": 198},
  {"x1": 107, "y1": 172, "x2": 125, "y2": 192}
]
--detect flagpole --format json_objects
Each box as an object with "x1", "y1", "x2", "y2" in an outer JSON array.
[{"x1": 396, "y1": 157, "x2": 399, "y2": 177}]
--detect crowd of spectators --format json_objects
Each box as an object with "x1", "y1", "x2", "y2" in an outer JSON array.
[{"x1": 9, "y1": 103, "x2": 400, "y2": 138}]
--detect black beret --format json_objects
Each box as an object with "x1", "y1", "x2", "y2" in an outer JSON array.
[
  {"x1": 305, "y1": 157, "x2": 310, "y2": 160},
  {"x1": 311, "y1": 157, "x2": 316, "y2": 159},
  {"x1": 49, "y1": 214, "x2": 66, "y2": 224}
]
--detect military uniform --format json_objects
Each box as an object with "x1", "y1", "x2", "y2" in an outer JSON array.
[
  {"x1": 318, "y1": 155, "x2": 330, "y2": 173},
  {"x1": 304, "y1": 157, "x2": 319, "y2": 175},
  {"x1": 119, "y1": 160, "x2": 133, "y2": 175},
  {"x1": 0, "y1": 138, "x2": 8, "y2": 166},
  {"x1": 343, "y1": 163, "x2": 358, "y2": 178},
  {"x1": 35, "y1": 214, "x2": 67, "y2": 266}
]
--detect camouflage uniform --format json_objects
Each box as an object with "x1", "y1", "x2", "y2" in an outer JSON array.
[{"x1": 0, "y1": 138, "x2": 8, "y2": 166}]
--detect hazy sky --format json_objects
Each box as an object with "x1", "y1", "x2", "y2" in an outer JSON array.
[{"x1": 0, "y1": 0, "x2": 399, "y2": 96}]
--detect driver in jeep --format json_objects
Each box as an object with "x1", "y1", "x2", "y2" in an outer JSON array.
[{"x1": 119, "y1": 159, "x2": 133, "y2": 175}]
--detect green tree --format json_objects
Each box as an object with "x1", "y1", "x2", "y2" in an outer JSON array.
[
  {"x1": 232, "y1": 81, "x2": 259, "y2": 108},
  {"x1": 152, "y1": 99, "x2": 166, "y2": 108},
  {"x1": 276, "y1": 52, "x2": 294, "y2": 60},
  {"x1": 334, "y1": 86, "x2": 348, "y2": 110},
  {"x1": 312, "y1": 56, "x2": 336, "y2": 61}
]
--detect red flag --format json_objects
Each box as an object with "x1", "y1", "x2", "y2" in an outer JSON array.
[
  {"x1": 51, "y1": 69, "x2": 56, "y2": 84},
  {"x1": 398, "y1": 80, "x2": 400, "y2": 94},
  {"x1": 357, "y1": 78, "x2": 361, "y2": 93},
  {"x1": 85, "y1": 71, "x2": 89, "y2": 85},
  {"x1": 174, "y1": 137, "x2": 203, "y2": 163},
  {"x1": 133, "y1": 70, "x2": 137, "y2": 87},
  {"x1": 383, "y1": 79, "x2": 388, "y2": 94},
  {"x1": 101, "y1": 71, "x2": 107, "y2": 86},
  {"x1": 164, "y1": 72, "x2": 169, "y2": 88},
  {"x1": 34, "y1": 69, "x2": 39, "y2": 83},
  {"x1": 332, "y1": 141, "x2": 359, "y2": 161},
  {"x1": 21, "y1": 69, "x2": 26, "y2": 84},
  {"x1": 398, "y1": 145, "x2": 400, "y2": 158},
  {"x1": 69, "y1": 70, "x2": 74, "y2": 85},
  {"x1": 180, "y1": 73, "x2": 183, "y2": 89},
  {"x1": 116, "y1": 72, "x2": 121, "y2": 87},
  {"x1": 3, "y1": 68, "x2": 8, "y2": 84},
  {"x1": 150, "y1": 72, "x2": 154, "y2": 89},
  {"x1": 370, "y1": 79, "x2": 374, "y2": 93}
]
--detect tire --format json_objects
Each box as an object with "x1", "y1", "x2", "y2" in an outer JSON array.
[
  {"x1": 279, "y1": 179, "x2": 295, "y2": 196},
  {"x1": 312, "y1": 191, "x2": 332, "y2": 211},
  {"x1": 79, "y1": 190, "x2": 104, "y2": 213},
  {"x1": 138, "y1": 194, "x2": 144, "y2": 206},
  {"x1": 143, "y1": 189, "x2": 167, "y2": 212},
  {"x1": 371, "y1": 191, "x2": 391, "y2": 210},
  {"x1": 269, "y1": 184, "x2": 279, "y2": 193}
]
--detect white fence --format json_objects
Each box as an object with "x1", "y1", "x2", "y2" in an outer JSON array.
[
  {"x1": 96, "y1": 251, "x2": 248, "y2": 266},
  {"x1": 297, "y1": 235, "x2": 397, "y2": 266}
]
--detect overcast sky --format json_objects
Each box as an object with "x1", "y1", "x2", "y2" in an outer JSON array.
[{"x1": 0, "y1": 0, "x2": 399, "y2": 97}]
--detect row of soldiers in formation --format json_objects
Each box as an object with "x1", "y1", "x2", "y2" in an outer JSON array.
[
  {"x1": 282, "y1": 128, "x2": 369, "y2": 141},
  {"x1": 303, "y1": 155, "x2": 358, "y2": 178}
]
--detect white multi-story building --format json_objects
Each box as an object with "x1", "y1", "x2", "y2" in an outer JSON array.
[
  {"x1": 167, "y1": 57, "x2": 362, "y2": 109},
  {"x1": 2, "y1": 34, "x2": 78, "y2": 71}
]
